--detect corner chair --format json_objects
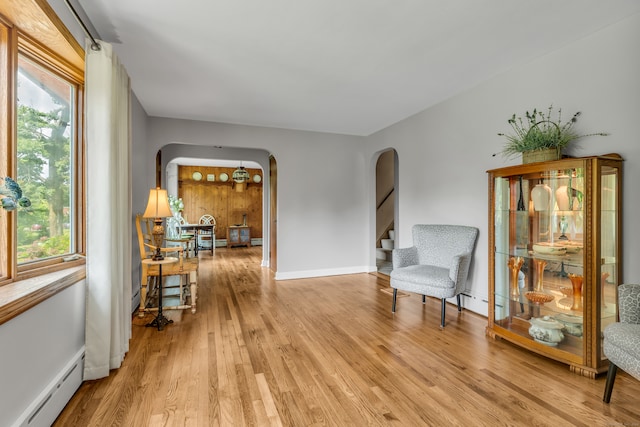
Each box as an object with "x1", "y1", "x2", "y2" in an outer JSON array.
[
  {"x1": 603, "y1": 283, "x2": 640, "y2": 403},
  {"x1": 390, "y1": 224, "x2": 479, "y2": 327}
]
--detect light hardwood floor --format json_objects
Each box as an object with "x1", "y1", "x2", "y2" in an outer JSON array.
[{"x1": 55, "y1": 247, "x2": 639, "y2": 426}]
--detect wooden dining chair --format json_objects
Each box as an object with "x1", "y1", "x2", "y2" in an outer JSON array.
[{"x1": 197, "y1": 214, "x2": 216, "y2": 253}]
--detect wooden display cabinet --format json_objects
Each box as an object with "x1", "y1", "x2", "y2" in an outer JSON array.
[
  {"x1": 486, "y1": 154, "x2": 622, "y2": 378},
  {"x1": 227, "y1": 226, "x2": 251, "y2": 248}
]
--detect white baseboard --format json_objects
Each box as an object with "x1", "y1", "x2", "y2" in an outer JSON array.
[
  {"x1": 457, "y1": 292, "x2": 489, "y2": 317},
  {"x1": 13, "y1": 348, "x2": 84, "y2": 427},
  {"x1": 131, "y1": 287, "x2": 141, "y2": 314},
  {"x1": 275, "y1": 265, "x2": 373, "y2": 280}
]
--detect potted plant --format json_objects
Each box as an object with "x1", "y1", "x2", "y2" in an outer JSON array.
[{"x1": 498, "y1": 105, "x2": 608, "y2": 164}]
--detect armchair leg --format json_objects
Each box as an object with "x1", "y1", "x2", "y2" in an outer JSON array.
[
  {"x1": 422, "y1": 295, "x2": 426, "y2": 304},
  {"x1": 603, "y1": 363, "x2": 618, "y2": 403},
  {"x1": 441, "y1": 298, "x2": 446, "y2": 328},
  {"x1": 392, "y1": 288, "x2": 397, "y2": 313},
  {"x1": 457, "y1": 294, "x2": 462, "y2": 312}
]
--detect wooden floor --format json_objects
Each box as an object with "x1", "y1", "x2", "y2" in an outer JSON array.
[{"x1": 55, "y1": 247, "x2": 640, "y2": 426}]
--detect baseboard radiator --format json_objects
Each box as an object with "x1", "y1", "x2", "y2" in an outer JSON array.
[{"x1": 13, "y1": 348, "x2": 84, "y2": 427}]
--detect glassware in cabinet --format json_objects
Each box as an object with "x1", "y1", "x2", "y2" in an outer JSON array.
[{"x1": 487, "y1": 154, "x2": 622, "y2": 378}]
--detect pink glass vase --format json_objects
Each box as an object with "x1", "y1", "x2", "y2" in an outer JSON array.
[
  {"x1": 533, "y1": 259, "x2": 547, "y2": 292},
  {"x1": 568, "y1": 274, "x2": 583, "y2": 311},
  {"x1": 508, "y1": 257, "x2": 524, "y2": 299}
]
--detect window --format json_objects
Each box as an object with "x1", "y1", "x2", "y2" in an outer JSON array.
[
  {"x1": 17, "y1": 55, "x2": 76, "y2": 263},
  {"x1": 0, "y1": 7, "x2": 85, "y2": 283}
]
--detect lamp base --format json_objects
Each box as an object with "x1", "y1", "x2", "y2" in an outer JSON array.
[
  {"x1": 146, "y1": 313, "x2": 173, "y2": 330},
  {"x1": 152, "y1": 219, "x2": 165, "y2": 260},
  {"x1": 151, "y1": 247, "x2": 164, "y2": 261}
]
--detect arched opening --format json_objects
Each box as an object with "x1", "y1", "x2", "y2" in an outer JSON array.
[
  {"x1": 158, "y1": 143, "x2": 274, "y2": 268},
  {"x1": 374, "y1": 148, "x2": 397, "y2": 275}
]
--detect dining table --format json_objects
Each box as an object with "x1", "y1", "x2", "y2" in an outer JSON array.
[{"x1": 180, "y1": 224, "x2": 215, "y2": 255}]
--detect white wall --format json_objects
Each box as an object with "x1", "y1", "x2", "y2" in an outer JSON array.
[
  {"x1": 0, "y1": 281, "x2": 86, "y2": 426},
  {"x1": 148, "y1": 118, "x2": 370, "y2": 278},
  {"x1": 365, "y1": 13, "x2": 640, "y2": 315},
  {"x1": 130, "y1": 93, "x2": 150, "y2": 309}
]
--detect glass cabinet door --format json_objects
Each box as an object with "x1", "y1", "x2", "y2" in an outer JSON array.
[
  {"x1": 493, "y1": 166, "x2": 587, "y2": 357},
  {"x1": 239, "y1": 227, "x2": 250, "y2": 243},
  {"x1": 488, "y1": 154, "x2": 622, "y2": 377},
  {"x1": 599, "y1": 164, "x2": 620, "y2": 360}
]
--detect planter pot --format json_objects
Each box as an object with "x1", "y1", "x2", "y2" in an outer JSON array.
[{"x1": 522, "y1": 148, "x2": 559, "y2": 164}]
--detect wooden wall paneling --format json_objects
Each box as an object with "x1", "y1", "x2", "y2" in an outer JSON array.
[
  {"x1": 229, "y1": 186, "x2": 248, "y2": 225},
  {"x1": 195, "y1": 180, "x2": 210, "y2": 220},
  {"x1": 212, "y1": 184, "x2": 229, "y2": 234},
  {"x1": 246, "y1": 185, "x2": 262, "y2": 236},
  {"x1": 177, "y1": 165, "x2": 263, "y2": 241}
]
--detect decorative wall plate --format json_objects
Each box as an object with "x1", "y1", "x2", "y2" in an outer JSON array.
[
  {"x1": 219, "y1": 172, "x2": 229, "y2": 182},
  {"x1": 207, "y1": 174, "x2": 215, "y2": 181},
  {"x1": 192, "y1": 171, "x2": 202, "y2": 181},
  {"x1": 253, "y1": 174, "x2": 262, "y2": 183}
]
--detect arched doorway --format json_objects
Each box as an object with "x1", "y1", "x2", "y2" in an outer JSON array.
[
  {"x1": 158, "y1": 144, "x2": 273, "y2": 268},
  {"x1": 375, "y1": 149, "x2": 397, "y2": 275}
]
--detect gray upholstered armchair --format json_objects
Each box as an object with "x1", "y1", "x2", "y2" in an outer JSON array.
[
  {"x1": 603, "y1": 283, "x2": 640, "y2": 403},
  {"x1": 390, "y1": 224, "x2": 478, "y2": 327}
]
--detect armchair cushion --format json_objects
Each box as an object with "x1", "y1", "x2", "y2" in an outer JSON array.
[
  {"x1": 619, "y1": 283, "x2": 640, "y2": 324},
  {"x1": 392, "y1": 247, "x2": 418, "y2": 269},
  {"x1": 604, "y1": 323, "x2": 640, "y2": 378},
  {"x1": 604, "y1": 283, "x2": 640, "y2": 379},
  {"x1": 603, "y1": 283, "x2": 640, "y2": 402},
  {"x1": 391, "y1": 265, "x2": 454, "y2": 298}
]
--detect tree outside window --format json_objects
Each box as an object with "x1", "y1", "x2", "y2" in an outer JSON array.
[{"x1": 17, "y1": 55, "x2": 74, "y2": 263}]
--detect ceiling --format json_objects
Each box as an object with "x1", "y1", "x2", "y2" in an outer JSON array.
[{"x1": 77, "y1": 0, "x2": 640, "y2": 136}]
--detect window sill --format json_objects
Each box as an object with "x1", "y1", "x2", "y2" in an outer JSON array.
[{"x1": 0, "y1": 266, "x2": 86, "y2": 326}]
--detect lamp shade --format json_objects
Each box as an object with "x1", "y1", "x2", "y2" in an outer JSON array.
[{"x1": 143, "y1": 187, "x2": 173, "y2": 218}]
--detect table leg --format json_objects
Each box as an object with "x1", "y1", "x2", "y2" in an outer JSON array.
[{"x1": 146, "y1": 263, "x2": 173, "y2": 331}]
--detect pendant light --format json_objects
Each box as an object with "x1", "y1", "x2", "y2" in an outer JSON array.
[{"x1": 232, "y1": 162, "x2": 250, "y2": 192}]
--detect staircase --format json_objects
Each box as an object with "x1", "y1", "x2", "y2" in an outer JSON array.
[{"x1": 376, "y1": 229, "x2": 394, "y2": 275}]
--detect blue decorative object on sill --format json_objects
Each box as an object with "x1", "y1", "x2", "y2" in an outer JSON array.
[{"x1": 0, "y1": 177, "x2": 31, "y2": 211}]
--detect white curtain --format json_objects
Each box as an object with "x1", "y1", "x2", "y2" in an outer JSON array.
[{"x1": 84, "y1": 40, "x2": 132, "y2": 380}]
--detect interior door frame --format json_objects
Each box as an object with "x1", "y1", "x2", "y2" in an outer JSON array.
[{"x1": 269, "y1": 155, "x2": 277, "y2": 273}]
